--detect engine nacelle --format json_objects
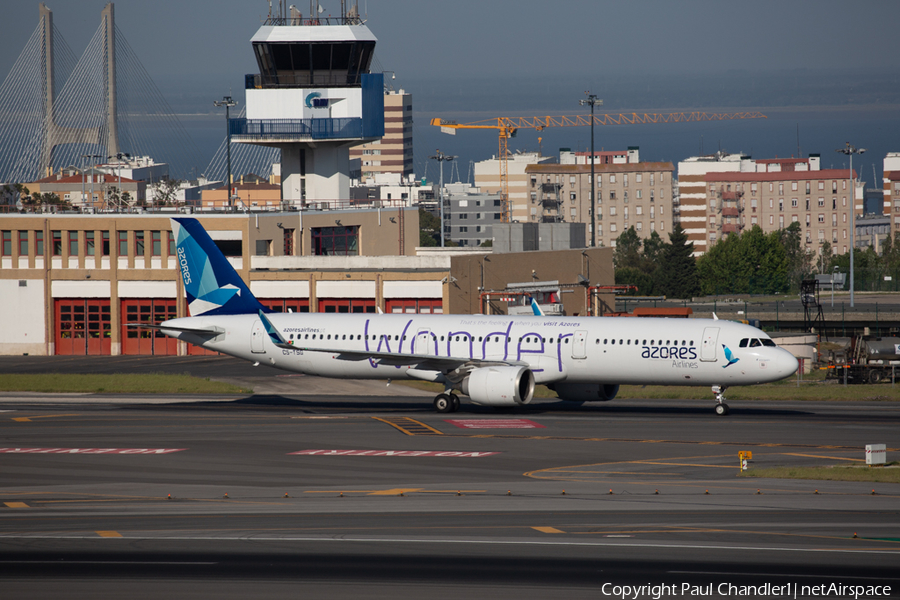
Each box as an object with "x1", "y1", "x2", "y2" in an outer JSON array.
[
  {"x1": 551, "y1": 382, "x2": 619, "y2": 402},
  {"x1": 461, "y1": 366, "x2": 535, "y2": 407}
]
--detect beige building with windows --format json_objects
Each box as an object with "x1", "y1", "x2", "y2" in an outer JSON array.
[
  {"x1": 0, "y1": 209, "x2": 614, "y2": 356},
  {"x1": 27, "y1": 169, "x2": 145, "y2": 208},
  {"x1": 884, "y1": 152, "x2": 900, "y2": 229},
  {"x1": 525, "y1": 158, "x2": 675, "y2": 247},
  {"x1": 350, "y1": 89, "x2": 414, "y2": 180},
  {"x1": 474, "y1": 149, "x2": 675, "y2": 246},
  {"x1": 678, "y1": 153, "x2": 862, "y2": 256}
]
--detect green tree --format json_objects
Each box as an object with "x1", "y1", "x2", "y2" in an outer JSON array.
[
  {"x1": 641, "y1": 231, "x2": 665, "y2": 266},
  {"x1": 151, "y1": 177, "x2": 182, "y2": 207},
  {"x1": 780, "y1": 222, "x2": 812, "y2": 292},
  {"x1": 613, "y1": 226, "x2": 643, "y2": 270},
  {"x1": 615, "y1": 266, "x2": 655, "y2": 296},
  {"x1": 697, "y1": 226, "x2": 789, "y2": 295},
  {"x1": 653, "y1": 224, "x2": 699, "y2": 299},
  {"x1": 418, "y1": 208, "x2": 439, "y2": 247}
]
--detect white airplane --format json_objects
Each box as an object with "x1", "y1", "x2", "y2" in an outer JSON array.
[{"x1": 157, "y1": 218, "x2": 798, "y2": 415}]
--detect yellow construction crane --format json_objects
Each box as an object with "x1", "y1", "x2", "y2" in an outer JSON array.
[{"x1": 430, "y1": 111, "x2": 767, "y2": 222}]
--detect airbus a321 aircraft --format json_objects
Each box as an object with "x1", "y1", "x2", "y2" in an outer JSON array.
[{"x1": 155, "y1": 218, "x2": 798, "y2": 415}]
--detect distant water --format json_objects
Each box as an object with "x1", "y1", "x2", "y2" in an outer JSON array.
[{"x1": 176, "y1": 106, "x2": 900, "y2": 193}]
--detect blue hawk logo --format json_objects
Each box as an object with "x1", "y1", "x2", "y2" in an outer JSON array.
[{"x1": 722, "y1": 344, "x2": 739, "y2": 368}]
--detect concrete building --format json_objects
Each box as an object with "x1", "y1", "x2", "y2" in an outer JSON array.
[
  {"x1": 856, "y1": 213, "x2": 891, "y2": 252},
  {"x1": 95, "y1": 156, "x2": 168, "y2": 186},
  {"x1": 0, "y1": 210, "x2": 615, "y2": 356},
  {"x1": 27, "y1": 168, "x2": 145, "y2": 208},
  {"x1": 350, "y1": 89, "x2": 413, "y2": 180},
  {"x1": 884, "y1": 153, "x2": 900, "y2": 231},
  {"x1": 443, "y1": 182, "x2": 501, "y2": 247},
  {"x1": 491, "y1": 222, "x2": 586, "y2": 253},
  {"x1": 678, "y1": 153, "x2": 863, "y2": 256},
  {"x1": 526, "y1": 152, "x2": 675, "y2": 247},
  {"x1": 474, "y1": 152, "x2": 555, "y2": 223},
  {"x1": 350, "y1": 172, "x2": 429, "y2": 204},
  {"x1": 200, "y1": 179, "x2": 283, "y2": 210},
  {"x1": 473, "y1": 148, "x2": 674, "y2": 247},
  {"x1": 559, "y1": 147, "x2": 640, "y2": 165}
]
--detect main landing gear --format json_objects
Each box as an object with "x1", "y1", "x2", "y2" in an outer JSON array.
[
  {"x1": 711, "y1": 385, "x2": 729, "y2": 415},
  {"x1": 433, "y1": 392, "x2": 460, "y2": 413}
]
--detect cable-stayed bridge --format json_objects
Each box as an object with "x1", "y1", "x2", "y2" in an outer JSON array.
[{"x1": 0, "y1": 3, "x2": 254, "y2": 184}]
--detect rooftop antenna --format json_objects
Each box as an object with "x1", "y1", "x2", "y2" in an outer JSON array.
[{"x1": 796, "y1": 123, "x2": 801, "y2": 158}]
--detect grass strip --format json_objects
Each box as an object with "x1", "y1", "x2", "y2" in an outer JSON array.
[
  {"x1": 0, "y1": 373, "x2": 251, "y2": 395},
  {"x1": 395, "y1": 379, "x2": 900, "y2": 402},
  {"x1": 739, "y1": 464, "x2": 900, "y2": 484}
]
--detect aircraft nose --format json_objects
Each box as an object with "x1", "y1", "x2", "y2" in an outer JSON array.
[{"x1": 780, "y1": 350, "x2": 799, "y2": 377}]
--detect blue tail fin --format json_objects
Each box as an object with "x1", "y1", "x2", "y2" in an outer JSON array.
[
  {"x1": 529, "y1": 296, "x2": 545, "y2": 316},
  {"x1": 170, "y1": 217, "x2": 267, "y2": 316}
]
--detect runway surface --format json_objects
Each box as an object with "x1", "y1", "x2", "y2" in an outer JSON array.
[{"x1": 1, "y1": 356, "x2": 899, "y2": 598}]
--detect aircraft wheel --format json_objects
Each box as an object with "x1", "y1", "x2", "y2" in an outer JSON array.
[
  {"x1": 434, "y1": 394, "x2": 453, "y2": 413},
  {"x1": 449, "y1": 394, "x2": 460, "y2": 412},
  {"x1": 715, "y1": 403, "x2": 729, "y2": 416}
]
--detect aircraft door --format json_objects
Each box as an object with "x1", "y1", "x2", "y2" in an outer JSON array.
[
  {"x1": 251, "y1": 320, "x2": 266, "y2": 354},
  {"x1": 414, "y1": 328, "x2": 435, "y2": 356},
  {"x1": 700, "y1": 327, "x2": 719, "y2": 362},
  {"x1": 572, "y1": 330, "x2": 588, "y2": 360}
]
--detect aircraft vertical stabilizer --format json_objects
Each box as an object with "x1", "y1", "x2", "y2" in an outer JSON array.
[{"x1": 170, "y1": 218, "x2": 267, "y2": 316}]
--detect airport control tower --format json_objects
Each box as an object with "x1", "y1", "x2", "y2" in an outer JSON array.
[{"x1": 232, "y1": 1, "x2": 384, "y2": 205}]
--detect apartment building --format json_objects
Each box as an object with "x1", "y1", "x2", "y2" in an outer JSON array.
[
  {"x1": 473, "y1": 152, "x2": 555, "y2": 223},
  {"x1": 525, "y1": 152, "x2": 675, "y2": 247},
  {"x1": 27, "y1": 168, "x2": 145, "y2": 208},
  {"x1": 885, "y1": 152, "x2": 900, "y2": 230},
  {"x1": 679, "y1": 153, "x2": 862, "y2": 256},
  {"x1": 442, "y1": 182, "x2": 501, "y2": 247},
  {"x1": 350, "y1": 89, "x2": 414, "y2": 180}
]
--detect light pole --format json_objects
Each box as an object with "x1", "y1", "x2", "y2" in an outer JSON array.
[
  {"x1": 580, "y1": 92, "x2": 602, "y2": 247},
  {"x1": 214, "y1": 95, "x2": 238, "y2": 209},
  {"x1": 832, "y1": 265, "x2": 839, "y2": 307},
  {"x1": 429, "y1": 150, "x2": 456, "y2": 247},
  {"x1": 836, "y1": 142, "x2": 865, "y2": 307}
]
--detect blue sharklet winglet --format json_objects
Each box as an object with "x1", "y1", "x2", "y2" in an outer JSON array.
[{"x1": 258, "y1": 310, "x2": 294, "y2": 349}]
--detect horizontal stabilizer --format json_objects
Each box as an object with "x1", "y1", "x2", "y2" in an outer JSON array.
[{"x1": 125, "y1": 323, "x2": 224, "y2": 335}]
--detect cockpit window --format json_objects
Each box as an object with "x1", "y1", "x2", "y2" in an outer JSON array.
[
  {"x1": 749, "y1": 339, "x2": 762, "y2": 347},
  {"x1": 761, "y1": 339, "x2": 776, "y2": 347},
  {"x1": 739, "y1": 338, "x2": 749, "y2": 348}
]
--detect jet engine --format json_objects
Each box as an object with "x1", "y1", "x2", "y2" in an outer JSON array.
[
  {"x1": 461, "y1": 366, "x2": 535, "y2": 407},
  {"x1": 551, "y1": 382, "x2": 619, "y2": 402}
]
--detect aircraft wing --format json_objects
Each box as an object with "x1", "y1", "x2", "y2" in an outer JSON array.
[{"x1": 289, "y1": 345, "x2": 526, "y2": 371}]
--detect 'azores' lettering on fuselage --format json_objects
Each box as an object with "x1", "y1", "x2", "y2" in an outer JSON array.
[{"x1": 642, "y1": 345, "x2": 698, "y2": 360}]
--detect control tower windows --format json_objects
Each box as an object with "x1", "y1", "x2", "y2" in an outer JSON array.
[{"x1": 253, "y1": 41, "x2": 375, "y2": 87}]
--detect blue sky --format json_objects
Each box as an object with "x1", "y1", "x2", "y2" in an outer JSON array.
[
  {"x1": 3, "y1": 0, "x2": 899, "y2": 181},
  {"x1": 3, "y1": 0, "x2": 900, "y2": 97}
]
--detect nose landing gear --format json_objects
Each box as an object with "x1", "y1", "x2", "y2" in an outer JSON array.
[{"x1": 711, "y1": 385, "x2": 729, "y2": 415}]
